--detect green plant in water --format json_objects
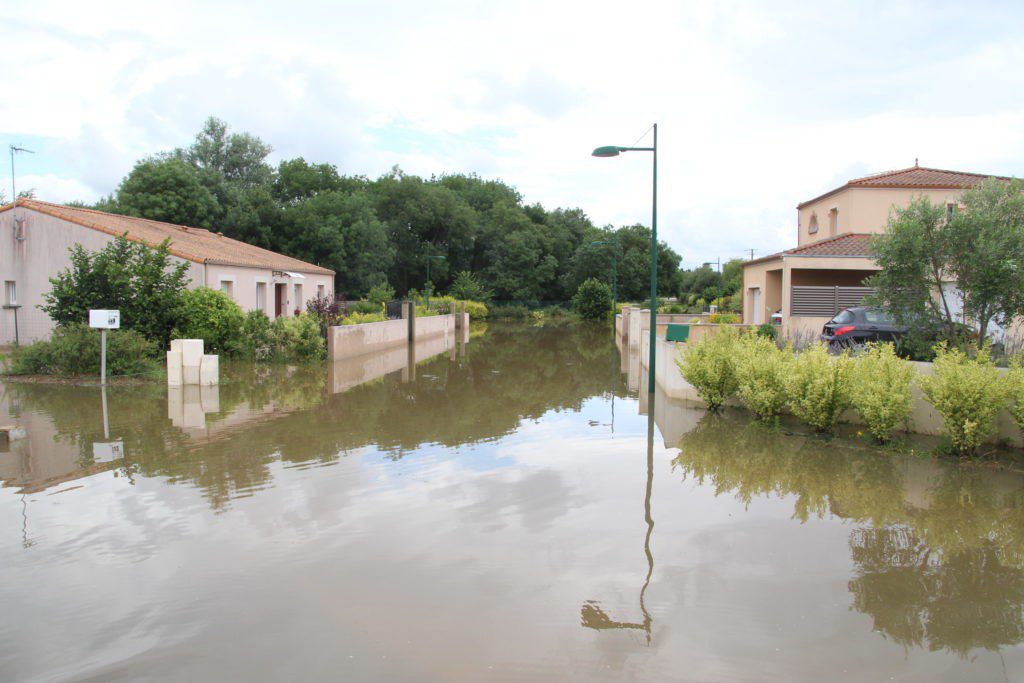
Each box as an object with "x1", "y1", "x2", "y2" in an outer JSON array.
[
  {"x1": 7, "y1": 323, "x2": 160, "y2": 377},
  {"x1": 851, "y1": 343, "x2": 915, "y2": 442},
  {"x1": 785, "y1": 343, "x2": 854, "y2": 433},
  {"x1": 676, "y1": 326, "x2": 740, "y2": 410},
  {"x1": 918, "y1": 344, "x2": 1009, "y2": 455},
  {"x1": 733, "y1": 333, "x2": 792, "y2": 420}
]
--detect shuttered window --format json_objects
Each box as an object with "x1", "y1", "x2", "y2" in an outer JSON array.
[{"x1": 791, "y1": 286, "x2": 874, "y2": 316}]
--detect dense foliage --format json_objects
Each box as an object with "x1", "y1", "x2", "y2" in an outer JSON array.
[
  {"x1": 42, "y1": 235, "x2": 190, "y2": 346},
  {"x1": 869, "y1": 180, "x2": 1024, "y2": 345},
  {"x1": 8, "y1": 324, "x2": 160, "y2": 377},
  {"x1": 733, "y1": 334, "x2": 792, "y2": 420},
  {"x1": 571, "y1": 278, "x2": 612, "y2": 320},
  {"x1": 172, "y1": 288, "x2": 246, "y2": 354},
  {"x1": 676, "y1": 326, "x2": 740, "y2": 410},
  {"x1": 84, "y1": 117, "x2": 688, "y2": 302},
  {"x1": 784, "y1": 343, "x2": 854, "y2": 432}
]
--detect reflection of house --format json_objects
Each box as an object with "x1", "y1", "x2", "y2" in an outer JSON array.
[
  {"x1": 0, "y1": 200, "x2": 334, "y2": 344},
  {"x1": 742, "y1": 163, "x2": 1011, "y2": 336}
]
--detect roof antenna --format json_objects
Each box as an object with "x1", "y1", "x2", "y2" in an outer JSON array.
[
  {"x1": 914, "y1": 157, "x2": 919, "y2": 168},
  {"x1": 9, "y1": 144, "x2": 35, "y2": 206},
  {"x1": 10, "y1": 145, "x2": 34, "y2": 242}
]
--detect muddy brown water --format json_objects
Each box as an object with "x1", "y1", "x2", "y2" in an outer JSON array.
[{"x1": 2, "y1": 322, "x2": 1024, "y2": 682}]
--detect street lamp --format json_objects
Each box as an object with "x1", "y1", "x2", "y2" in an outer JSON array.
[
  {"x1": 590, "y1": 238, "x2": 618, "y2": 318},
  {"x1": 425, "y1": 254, "x2": 445, "y2": 307},
  {"x1": 702, "y1": 258, "x2": 721, "y2": 313},
  {"x1": 592, "y1": 124, "x2": 658, "y2": 393}
]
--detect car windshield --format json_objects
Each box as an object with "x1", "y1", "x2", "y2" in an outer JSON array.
[{"x1": 830, "y1": 310, "x2": 855, "y2": 325}]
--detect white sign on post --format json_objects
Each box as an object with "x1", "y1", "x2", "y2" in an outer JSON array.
[
  {"x1": 89, "y1": 310, "x2": 120, "y2": 329},
  {"x1": 89, "y1": 310, "x2": 120, "y2": 385}
]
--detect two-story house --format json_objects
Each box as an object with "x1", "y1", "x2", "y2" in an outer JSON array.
[{"x1": 741, "y1": 162, "x2": 1010, "y2": 337}]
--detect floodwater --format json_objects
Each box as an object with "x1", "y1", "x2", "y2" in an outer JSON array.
[{"x1": 2, "y1": 322, "x2": 1024, "y2": 682}]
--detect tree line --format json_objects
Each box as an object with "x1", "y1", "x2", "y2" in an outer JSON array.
[{"x1": 75, "y1": 117, "x2": 736, "y2": 304}]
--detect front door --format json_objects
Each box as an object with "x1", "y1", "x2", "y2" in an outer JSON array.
[
  {"x1": 274, "y1": 283, "x2": 286, "y2": 318},
  {"x1": 752, "y1": 288, "x2": 763, "y2": 325}
]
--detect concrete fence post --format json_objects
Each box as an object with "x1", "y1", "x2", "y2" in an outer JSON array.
[{"x1": 402, "y1": 300, "x2": 417, "y2": 342}]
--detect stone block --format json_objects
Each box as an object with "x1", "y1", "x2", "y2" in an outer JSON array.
[
  {"x1": 200, "y1": 354, "x2": 219, "y2": 386},
  {"x1": 167, "y1": 350, "x2": 183, "y2": 386},
  {"x1": 179, "y1": 339, "x2": 204, "y2": 369}
]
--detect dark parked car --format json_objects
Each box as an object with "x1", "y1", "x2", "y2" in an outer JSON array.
[{"x1": 821, "y1": 307, "x2": 908, "y2": 349}]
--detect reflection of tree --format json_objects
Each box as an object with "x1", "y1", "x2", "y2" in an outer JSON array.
[
  {"x1": 849, "y1": 528, "x2": 1024, "y2": 656},
  {"x1": 671, "y1": 412, "x2": 1024, "y2": 656},
  {"x1": 7, "y1": 322, "x2": 627, "y2": 509}
]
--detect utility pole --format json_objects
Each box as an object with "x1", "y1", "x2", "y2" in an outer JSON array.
[{"x1": 746, "y1": 248, "x2": 756, "y2": 261}]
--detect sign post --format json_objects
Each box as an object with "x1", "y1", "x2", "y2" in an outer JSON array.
[{"x1": 88, "y1": 310, "x2": 120, "y2": 385}]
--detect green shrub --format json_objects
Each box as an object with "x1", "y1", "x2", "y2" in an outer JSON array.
[
  {"x1": 366, "y1": 282, "x2": 395, "y2": 305},
  {"x1": 415, "y1": 305, "x2": 440, "y2": 317},
  {"x1": 734, "y1": 334, "x2": 792, "y2": 420},
  {"x1": 489, "y1": 303, "x2": 531, "y2": 319},
  {"x1": 462, "y1": 300, "x2": 488, "y2": 320},
  {"x1": 708, "y1": 312, "x2": 741, "y2": 324},
  {"x1": 7, "y1": 324, "x2": 160, "y2": 377},
  {"x1": 449, "y1": 270, "x2": 492, "y2": 302},
  {"x1": 341, "y1": 311, "x2": 388, "y2": 325},
  {"x1": 918, "y1": 345, "x2": 1009, "y2": 455},
  {"x1": 851, "y1": 343, "x2": 915, "y2": 442},
  {"x1": 1007, "y1": 356, "x2": 1024, "y2": 434},
  {"x1": 785, "y1": 343, "x2": 854, "y2": 432},
  {"x1": 41, "y1": 235, "x2": 190, "y2": 346},
  {"x1": 173, "y1": 287, "x2": 245, "y2": 354},
  {"x1": 756, "y1": 323, "x2": 778, "y2": 341},
  {"x1": 572, "y1": 278, "x2": 612, "y2": 320},
  {"x1": 239, "y1": 310, "x2": 274, "y2": 361},
  {"x1": 349, "y1": 300, "x2": 382, "y2": 315},
  {"x1": 676, "y1": 326, "x2": 740, "y2": 410},
  {"x1": 270, "y1": 314, "x2": 326, "y2": 362}
]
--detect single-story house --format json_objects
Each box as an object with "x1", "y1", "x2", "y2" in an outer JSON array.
[
  {"x1": 742, "y1": 163, "x2": 1011, "y2": 337},
  {"x1": 0, "y1": 199, "x2": 334, "y2": 344}
]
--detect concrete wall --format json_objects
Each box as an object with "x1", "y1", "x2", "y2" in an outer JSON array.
[{"x1": 326, "y1": 313, "x2": 460, "y2": 362}]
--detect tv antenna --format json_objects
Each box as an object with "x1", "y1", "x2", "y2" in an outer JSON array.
[{"x1": 9, "y1": 144, "x2": 34, "y2": 205}]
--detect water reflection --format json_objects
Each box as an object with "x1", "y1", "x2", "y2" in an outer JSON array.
[
  {"x1": 581, "y1": 412, "x2": 656, "y2": 644},
  {"x1": 672, "y1": 413, "x2": 1024, "y2": 655},
  {"x1": 0, "y1": 322, "x2": 623, "y2": 507}
]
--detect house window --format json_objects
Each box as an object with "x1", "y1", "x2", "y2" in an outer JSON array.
[
  {"x1": 828, "y1": 208, "x2": 838, "y2": 236},
  {"x1": 293, "y1": 284, "x2": 303, "y2": 312},
  {"x1": 317, "y1": 284, "x2": 326, "y2": 300},
  {"x1": 256, "y1": 282, "x2": 266, "y2": 311},
  {"x1": 4, "y1": 281, "x2": 15, "y2": 306},
  {"x1": 220, "y1": 280, "x2": 234, "y2": 299},
  {"x1": 808, "y1": 213, "x2": 819, "y2": 234}
]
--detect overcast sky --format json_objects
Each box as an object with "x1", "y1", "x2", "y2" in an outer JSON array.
[{"x1": 2, "y1": 0, "x2": 1022, "y2": 265}]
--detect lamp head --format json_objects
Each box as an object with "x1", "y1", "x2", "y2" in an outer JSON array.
[{"x1": 592, "y1": 146, "x2": 624, "y2": 158}]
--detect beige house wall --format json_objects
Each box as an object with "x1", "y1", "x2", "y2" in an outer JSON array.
[
  {"x1": 798, "y1": 186, "x2": 966, "y2": 246},
  {"x1": 0, "y1": 208, "x2": 332, "y2": 345}
]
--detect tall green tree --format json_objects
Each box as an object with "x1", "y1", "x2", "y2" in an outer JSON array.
[{"x1": 116, "y1": 157, "x2": 219, "y2": 228}]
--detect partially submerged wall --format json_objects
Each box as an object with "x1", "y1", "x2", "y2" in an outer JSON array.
[{"x1": 326, "y1": 311, "x2": 462, "y2": 362}]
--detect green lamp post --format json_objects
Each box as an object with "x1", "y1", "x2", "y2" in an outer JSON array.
[
  {"x1": 592, "y1": 123, "x2": 658, "y2": 394},
  {"x1": 590, "y1": 238, "x2": 619, "y2": 318},
  {"x1": 425, "y1": 254, "x2": 445, "y2": 307}
]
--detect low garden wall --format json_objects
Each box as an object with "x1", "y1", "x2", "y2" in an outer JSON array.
[
  {"x1": 326, "y1": 311, "x2": 464, "y2": 362},
  {"x1": 635, "y1": 329, "x2": 1024, "y2": 447}
]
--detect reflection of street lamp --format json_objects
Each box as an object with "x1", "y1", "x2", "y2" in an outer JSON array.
[
  {"x1": 593, "y1": 124, "x2": 658, "y2": 394},
  {"x1": 425, "y1": 255, "x2": 445, "y2": 306},
  {"x1": 702, "y1": 258, "x2": 721, "y2": 312},
  {"x1": 581, "y1": 411, "x2": 656, "y2": 644},
  {"x1": 591, "y1": 239, "x2": 618, "y2": 318}
]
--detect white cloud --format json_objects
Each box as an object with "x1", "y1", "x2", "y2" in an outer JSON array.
[{"x1": 2, "y1": 0, "x2": 1023, "y2": 260}]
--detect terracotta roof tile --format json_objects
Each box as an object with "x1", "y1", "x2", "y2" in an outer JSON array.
[
  {"x1": 797, "y1": 164, "x2": 1013, "y2": 208},
  {"x1": 744, "y1": 233, "x2": 874, "y2": 265},
  {"x1": 1, "y1": 199, "x2": 333, "y2": 275}
]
